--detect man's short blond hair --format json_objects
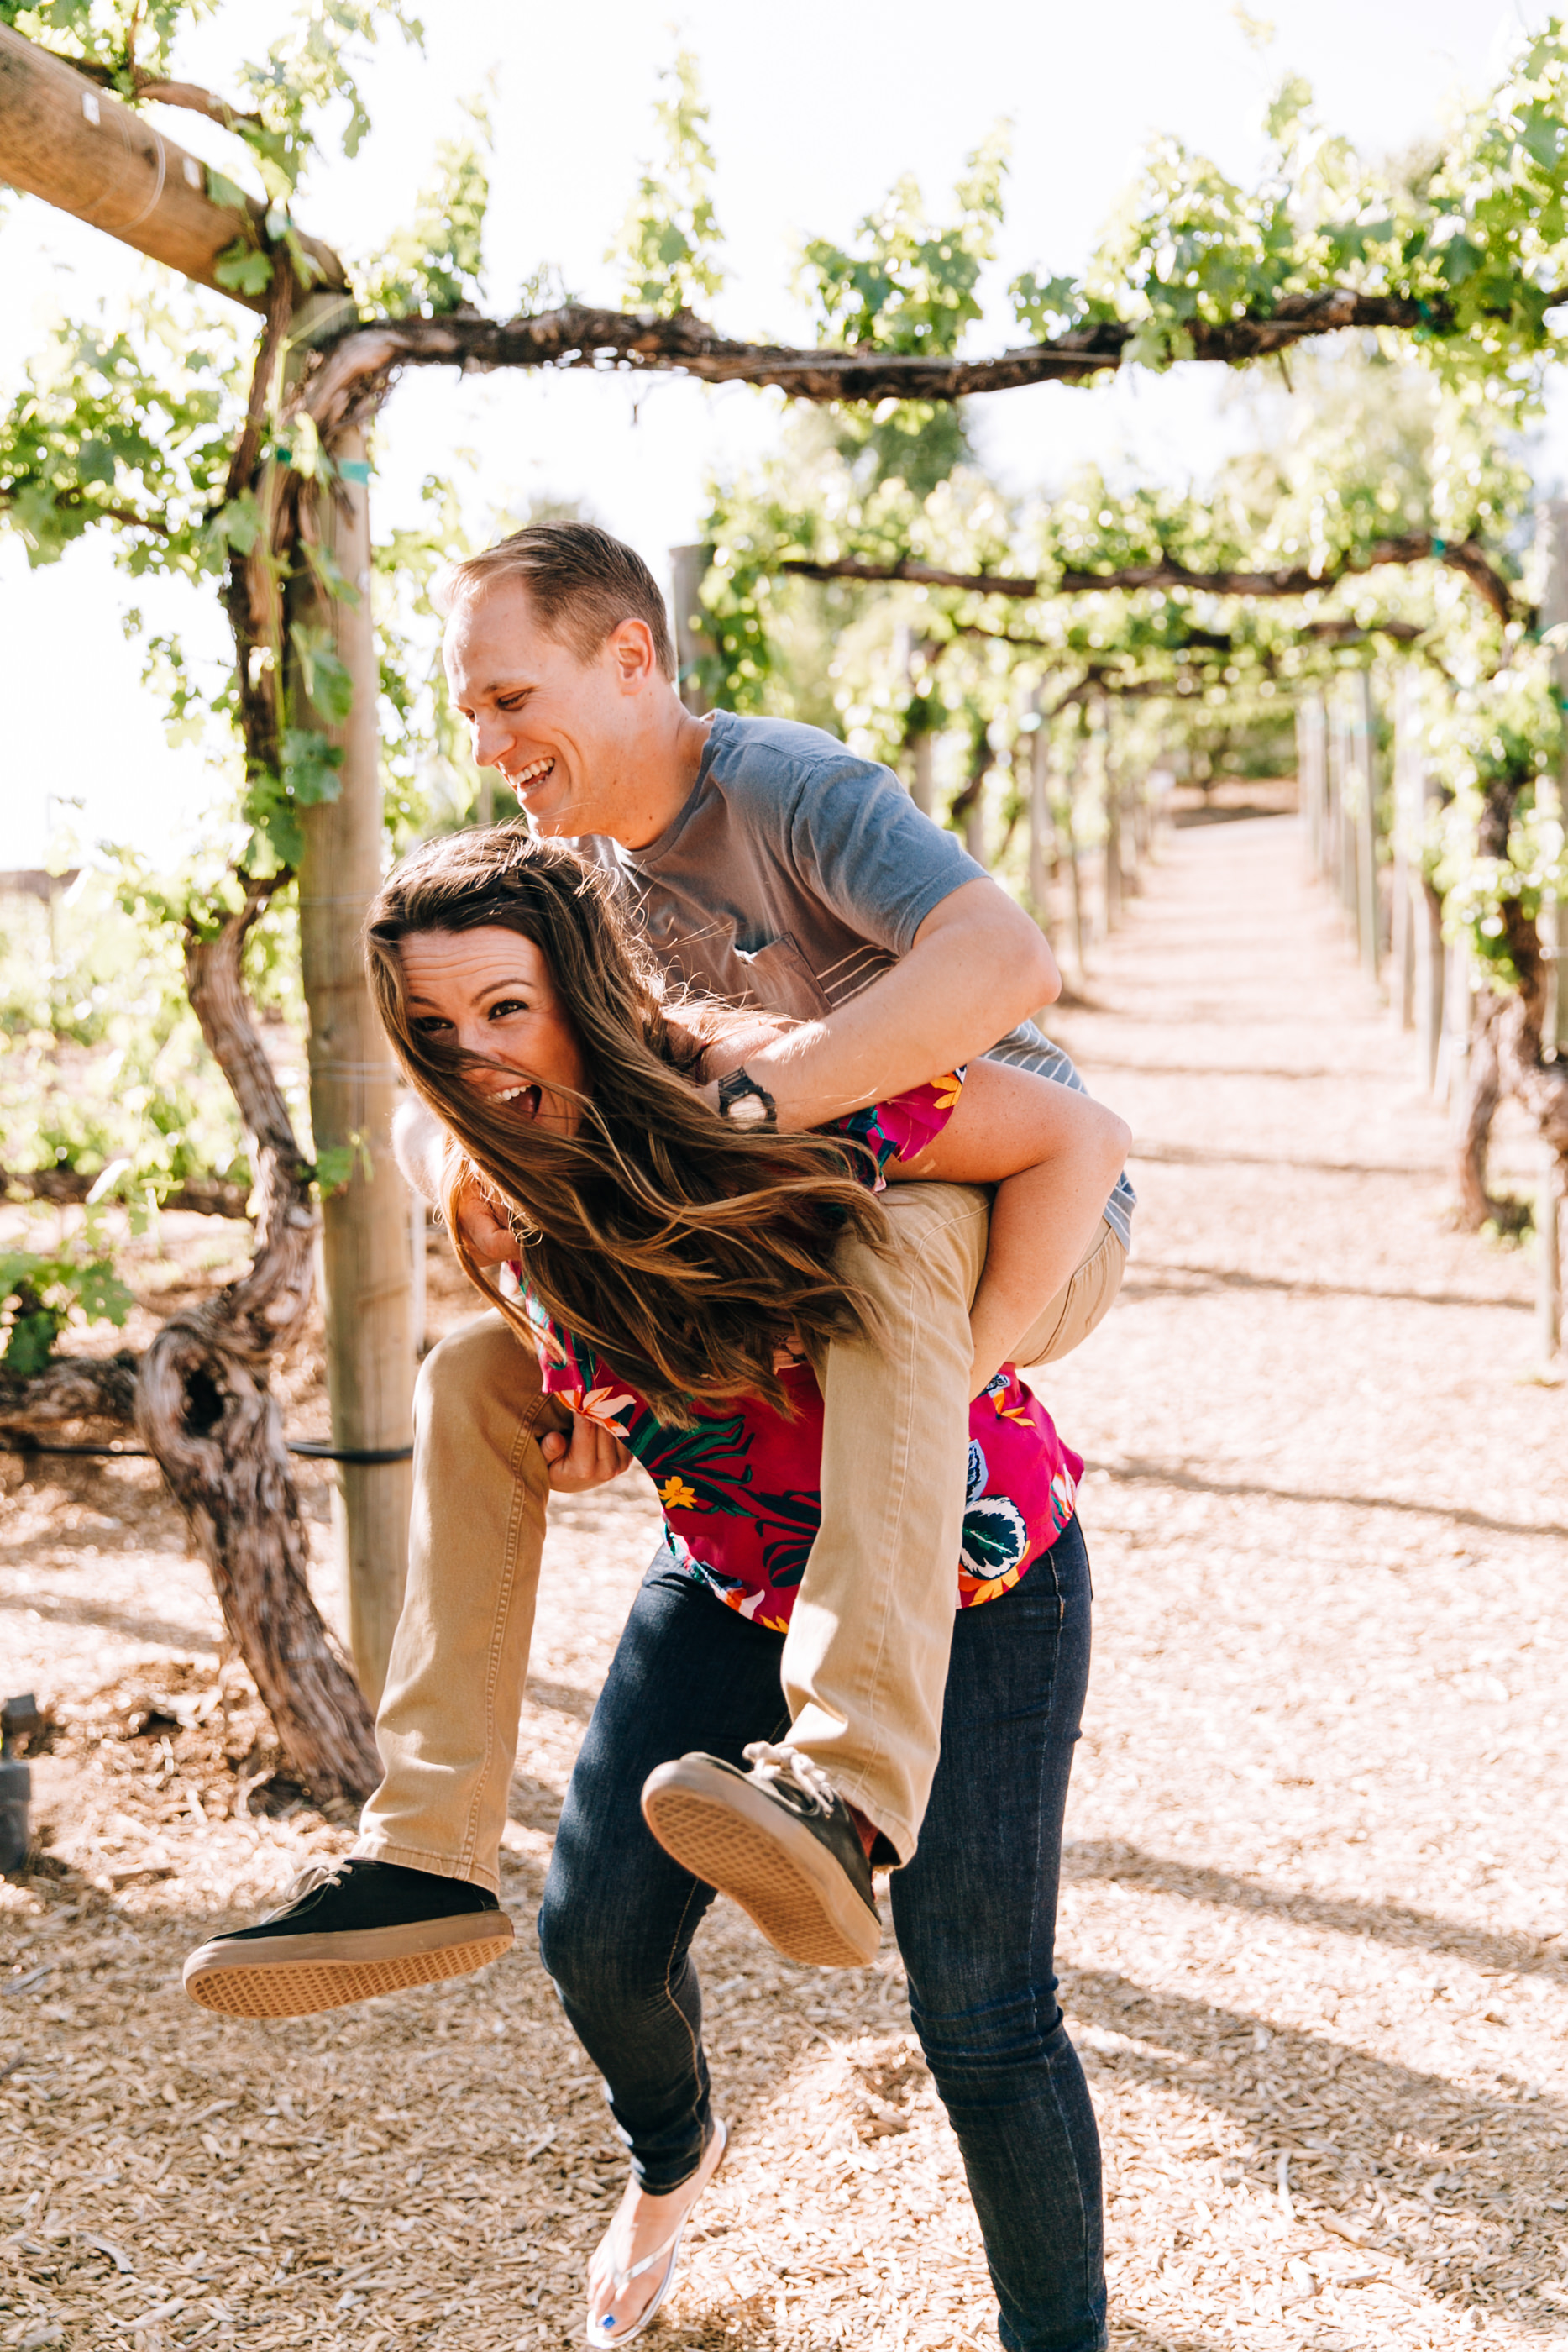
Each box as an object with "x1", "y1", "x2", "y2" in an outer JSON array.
[{"x1": 436, "y1": 522, "x2": 676, "y2": 679}]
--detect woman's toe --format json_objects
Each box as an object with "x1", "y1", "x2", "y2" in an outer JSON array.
[{"x1": 585, "y1": 2234, "x2": 658, "y2": 2341}]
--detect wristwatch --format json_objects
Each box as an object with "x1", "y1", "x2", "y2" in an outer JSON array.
[{"x1": 716, "y1": 1068, "x2": 778, "y2": 1131}]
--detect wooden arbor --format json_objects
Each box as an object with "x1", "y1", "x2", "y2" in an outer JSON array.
[{"x1": 9, "y1": 13, "x2": 1568, "y2": 1779}]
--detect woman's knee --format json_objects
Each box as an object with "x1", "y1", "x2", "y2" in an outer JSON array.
[
  {"x1": 538, "y1": 1851, "x2": 687, "y2": 2009},
  {"x1": 536, "y1": 1869, "x2": 604, "y2": 1998},
  {"x1": 908, "y1": 1977, "x2": 1067, "y2": 2082}
]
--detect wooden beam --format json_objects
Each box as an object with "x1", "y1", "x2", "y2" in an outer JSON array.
[
  {"x1": 1, "y1": 26, "x2": 408, "y2": 1714},
  {"x1": 0, "y1": 24, "x2": 348, "y2": 314}
]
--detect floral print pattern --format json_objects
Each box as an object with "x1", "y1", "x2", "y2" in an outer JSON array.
[
  {"x1": 520, "y1": 1072, "x2": 1082, "y2": 1625},
  {"x1": 831, "y1": 1068, "x2": 967, "y2": 1190}
]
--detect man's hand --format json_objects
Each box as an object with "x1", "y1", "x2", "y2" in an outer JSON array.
[{"x1": 539, "y1": 1410, "x2": 634, "y2": 1492}]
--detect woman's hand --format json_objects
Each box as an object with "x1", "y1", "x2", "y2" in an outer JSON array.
[
  {"x1": 453, "y1": 1184, "x2": 517, "y2": 1266},
  {"x1": 539, "y1": 1410, "x2": 634, "y2": 1491}
]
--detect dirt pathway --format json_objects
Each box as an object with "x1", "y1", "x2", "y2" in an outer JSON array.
[
  {"x1": 3, "y1": 809, "x2": 1566, "y2": 2352},
  {"x1": 1041, "y1": 810, "x2": 1567, "y2": 2350}
]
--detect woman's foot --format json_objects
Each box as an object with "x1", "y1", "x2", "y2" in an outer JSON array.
[{"x1": 585, "y1": 2117, "x2": 729, "y2": 2345}]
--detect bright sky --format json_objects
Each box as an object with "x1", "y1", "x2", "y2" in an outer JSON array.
[{"x1": 0, "y1": 0, "x2": 1538, "y2": 868}]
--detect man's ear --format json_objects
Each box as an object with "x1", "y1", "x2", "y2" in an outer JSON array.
[{"x1": 606, "y1": 617, "x2": 659, "y2": 691}]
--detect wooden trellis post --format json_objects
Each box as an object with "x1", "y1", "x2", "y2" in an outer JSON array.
[
  {"x1": 290, "y1": 418, "x2": 415, "y2": 1703},
  {"x1": 892, "y1": 625, "x2": 933, "y2": 814},
  {"x1": 1389, "y1": 669, "x2": 1417, "y2": 1029},
  {"x1": 1325, "y1": 689, "x2": 1346, "y2": 911},
  {"x1": 1532, "y1": 499, "x2": 1568, "y2": 1353},
  {"x1": 670, "y1": 544, "x2": 715, "y2": 717},
  {"x1": 1062, "y1": 715, "x2": 1089, "y2": 978},
  {"x1": 1097, "y1": 699, "x2": 1121, "y2": 932},
  {"x1": 1297, "y1": 693, "x2": 1327, "y2": 876},
  {"x1": 1353, "y1": 668, "x2": 1380, "y2": 981},
  {"x1": 1537, "y1": 503, "x2": 1568, "y2": 1059},
  {"x1": 1026, "y1": 697, "x2": 1057, "y2": 942},
  {"x1": 1336, "y1": 683, "x2": 1359, "y2": 939}
]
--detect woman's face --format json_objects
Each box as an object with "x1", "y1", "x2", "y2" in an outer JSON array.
[{"x1": 401, "y1": 925, "x2": 587, "y2": 1136}]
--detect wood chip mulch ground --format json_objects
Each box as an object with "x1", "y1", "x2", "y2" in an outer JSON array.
[{"x1": 3, "y1": 803, "x2": 1565, "y2": 2352}]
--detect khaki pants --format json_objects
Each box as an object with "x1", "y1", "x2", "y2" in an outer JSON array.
[{"x1": 355, "y1": 1201, "x2": 1126, "y2": 1887}]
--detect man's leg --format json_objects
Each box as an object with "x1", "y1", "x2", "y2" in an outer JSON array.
[
  {"x1": 791, "y1": 1210, "x2": 1124, "y2": 1862},
  {"x1": 640, "y1": 1182, "x2": 988, "y2": 1966},
  {"x1": 784, "y1": 1181, "x2": 989, "y2": 1861},
  {"x1": 183, "y1": 1309, "x2": 553, "y2": 2017},
  {"x1": 1014, "y1": 1217, "x2": 1126, "y2": 1370},
  {"x1": 354, "y1": 1308, "x2": 555, "y2": 1888}
]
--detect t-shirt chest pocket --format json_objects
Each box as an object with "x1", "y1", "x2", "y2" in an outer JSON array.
[{"x1": 720, "y1": 930, "x2": 833, "y2": 1020}]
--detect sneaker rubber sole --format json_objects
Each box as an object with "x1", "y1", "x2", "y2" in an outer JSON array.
[
  {"x1": 641, "y1": 1761, "x2": 880, "y2": 1969},
  {"x1": 182, "y1": 1911, "x2": 514, "y2": 2019}
]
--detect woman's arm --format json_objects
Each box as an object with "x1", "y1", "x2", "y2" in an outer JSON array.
[
  {"x1": 395, "y1": 1099, "x2": 515, "y2": 1263},
  {"x1": 885, "y1": 1061, "x2": 1131, "y2": 1396},
  {"x1": 393, "y1": 1100, "x2": 631, "y2": 1490}
]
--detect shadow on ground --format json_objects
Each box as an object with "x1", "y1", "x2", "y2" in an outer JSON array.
[{"x1": 1066, "y1": 1837, "x2": 1566, "y2": 1984}]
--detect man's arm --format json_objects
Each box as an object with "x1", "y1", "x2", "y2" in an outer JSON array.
[{"x1": 705, "y1": 878, "x2": 1059, "y2": 1130}]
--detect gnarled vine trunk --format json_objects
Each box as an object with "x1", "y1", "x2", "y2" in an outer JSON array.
[
  {"x1": 1492, "y1": 904, "x2": 1568, "y2": 1171},
  {"x1": 134, "y1": 877, "x2": 380, "y2": 1806},
  {"x1": 1450, "y1": 777, "x2": 1568, "y2": 1231},
  {"x1": 1454, "y1": 990, "x2": 1506, "y2": 1231},
  {"x1": 0, "y1": 1351, "x2": 139, "y2": 1441}
]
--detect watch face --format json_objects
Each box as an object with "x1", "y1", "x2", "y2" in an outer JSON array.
[{"x1": 728, "y1": 1092, "x2": 768, "y2": 1126}]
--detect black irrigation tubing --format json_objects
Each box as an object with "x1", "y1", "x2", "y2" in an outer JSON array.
[{"x1": 0, "y1": 1438, "x2": 412, "y2": 1464}]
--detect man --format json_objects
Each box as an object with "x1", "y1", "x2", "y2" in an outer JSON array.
[{"x1": 183, "y1": 522, "x2": 1133, "y2": 2016}]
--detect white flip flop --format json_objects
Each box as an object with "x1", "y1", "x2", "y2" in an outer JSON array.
[{"x1": 585, "y1": 2117, "x2": 729, "y2": 2346}]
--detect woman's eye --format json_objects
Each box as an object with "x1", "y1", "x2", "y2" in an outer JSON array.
[
  {"x1": 487, "y1": 999, "x2": 528, "y2": 1019},
  {"x1": 411, "y1": 1016, "x2": 451, "y2": 1035}
]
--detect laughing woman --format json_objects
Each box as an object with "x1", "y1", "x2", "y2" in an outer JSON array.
[{"x1": 364, "y1": 827, "x2": 1124, "y2": 2352}]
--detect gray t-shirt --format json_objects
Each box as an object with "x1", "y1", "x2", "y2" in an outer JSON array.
[{"x1": 573, "y1": 709, "x2": 1135, "y2": 1246}]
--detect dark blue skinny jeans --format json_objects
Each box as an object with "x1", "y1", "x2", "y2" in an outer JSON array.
[{"x1": 537, "y1": 1513, "x2": 1106, "y2": 2352}]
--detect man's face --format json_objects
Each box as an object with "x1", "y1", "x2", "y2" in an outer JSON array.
[{"x1": 443, "y1": 579, "x2": 653, "y2": 839}]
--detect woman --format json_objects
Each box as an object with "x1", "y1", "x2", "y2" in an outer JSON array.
[{"x1": 366, "y1": 828, "x2": 1114, "y2": 2352}]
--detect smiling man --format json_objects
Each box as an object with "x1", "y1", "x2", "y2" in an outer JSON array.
[{"x1": 182, "y1": 522, "x2": 1133, "y2": 2016}]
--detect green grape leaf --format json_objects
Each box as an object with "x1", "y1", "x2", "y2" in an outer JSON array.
[{"x1": 214, "y1": 241, "x2": 275, "y2": 297}]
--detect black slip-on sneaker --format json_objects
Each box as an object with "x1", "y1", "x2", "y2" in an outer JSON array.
[
  {"x1": 640, "y1": 1744, "x2": 881, "y2": 1969},
  {"x1": 181, "y1": 1856, "x2": 513, "y2": 2019}
]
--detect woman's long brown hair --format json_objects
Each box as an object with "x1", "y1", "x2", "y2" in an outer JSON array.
[{"x1": 364, "y1": 826, "x2": 889, "y2": 1422}]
